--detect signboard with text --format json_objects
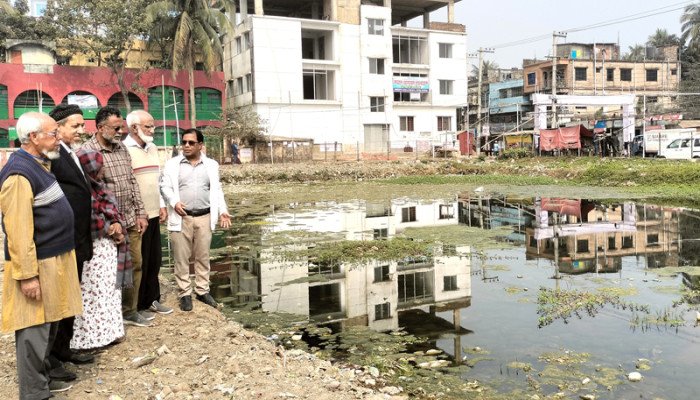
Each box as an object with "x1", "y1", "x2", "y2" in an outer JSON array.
[{"x1": 392, "y1": 77, "x2": 429, "y2": 93}]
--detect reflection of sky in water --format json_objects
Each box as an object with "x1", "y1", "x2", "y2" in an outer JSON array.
[{"x1": 217, "y1": 195, "x2": 700, "y2": 399}]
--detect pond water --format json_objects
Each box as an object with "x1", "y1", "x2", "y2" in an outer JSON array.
[{"x1": 203, "y1": 190, "x2": 700, "y2": 399}]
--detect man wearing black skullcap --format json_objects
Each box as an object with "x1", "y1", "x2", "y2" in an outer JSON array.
[{"x1": 47, "y1": 104, "x2": 95, "y2": 381}]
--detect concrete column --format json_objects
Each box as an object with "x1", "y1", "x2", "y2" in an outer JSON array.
[
  {"x1": 447, "y1": 0, "x2": 454, "y2": 23},
  {"x1": 423, "y1": 11, "x2": 429, "y2": 29},
  {"x1": 255, "y1": 0, "x2": 263, "y2": 15},
  {"x1": 240, "y1": 0, "x2": 248, "y2": 19},
  {"x1": 383, "y1": 0, "x2": 391, "y2": 7},
  {"x1": 323, "y1": 0, "x2": 336, "y2": 21}
]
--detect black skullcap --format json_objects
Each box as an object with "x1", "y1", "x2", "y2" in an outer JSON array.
[{"x1": 49, "y1": 104, "x2": 84, "y2": 122}]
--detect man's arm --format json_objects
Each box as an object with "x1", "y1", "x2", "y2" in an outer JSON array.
[
  {"x1": 211, "y1": 164, "x2": 231, "y2": 229},
  {"x1": 0, "y1": 175, "x2": 42, "y2": 299}
]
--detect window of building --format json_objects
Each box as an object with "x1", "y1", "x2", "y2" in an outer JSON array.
[
  {"x1": 622, "y1": 236, "x2": 633, "y2": 249},
  {"x1": 402, "y1": 206, "x2": 416, "y2": 222},
  {"x1": 394, "y1": 92, "x2": 428, "y2": 102},
  {"x1": 370, "y1": 96, "x2": 385, "y2": 112},
  {"x1": 368, "y1": 18, "x2": 384, "y2": 35},
  {"x1": 308, "y1": 259, "x2": 341, "y2": 276},
  {"x1": 527, "y1": 72, "x2": 536, "y2": 85},
  {"x1": 575, "y1": 67, "x2": 587, "y2": 81},
  {"x1": 438, "y1": 43, "x2": 453, "y2": 58},
  {"x1": 235, "y1": 37, "x2": 242, "y2": 54},
  {"x1": 647, "y1": 96, "x2": 658, "y2": 103},
  {"x1": 439, "y1": 80, "x2": 453, "y2": 95},
  {"x1": 608, "y1": 236, "x2": 616, "y2": 250},
  {"x1": 301, "y1": 31, "x2": 328, "y2": 60},
  {"x1": 235, "y1": 77, "x2": 244, "y2": 95},
  {"x1": 374, "y1": 264, "x2": 390, "y2": 282},
  {"x1": 303, "y1": 69, "x2": 334, "y2": 100},
  {"x1": 444, "y1": 275, "x2": 458, "y2": 291},
  {"x1": 671, "y1": 68, "x2": 678, "y2": 76},
  {"x1": 374, "y1": 302, "x2": 391, "y2": 320},
  {"x1": 392, "y1": 35, "x2": 427, "y2": 64},
  {"x1": 437, "y1": 116, "x2": 451, "y2": 131},
  {"x1": 577, "y1": 239, "x2": 589, "y2": 253},
  {"x1": 398, "y1": 272, "x2": 432, "y2": 303},
  {"x1": 620, "y1": 68, "x2": 632, "y2": 82},
  {"x1": 373, "y1": 228, "x2": 388, "y2": 239},
  {"x1": 607, "y1": 68, "x2": 614, "y2": 81},
  {"x1": 646, "y1": 69, "x2": 658, "y2": 82},
  {"x1": 399, "y1": 116, "x2": 414, "y2": 131},
  {"x1": 511, "y1": 86, "x2": 523, "y2": 97},
  {"x1": 244, "y1": 32, "x2": 250, "y2": 48},
  {"x1": 245, "y1": 74, "x2": 252, "y2": 92},
  {"x1": 439, "y1": 204, "x2": 454, "y2": 219},
  {"x1": 647, "y1": 233, "x2": 659, "y2": 246},
  {"x1": 369, "y1": 58, "x2": 385, "y2": 74}
]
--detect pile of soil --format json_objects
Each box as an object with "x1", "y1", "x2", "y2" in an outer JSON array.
[{"x1": 0, "y1": 285, "x2": 405, "y2": 400}]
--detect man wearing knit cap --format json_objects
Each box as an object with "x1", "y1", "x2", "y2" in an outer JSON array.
[
  {"x1": 124, "y1": 110, "x2": 173, "y2": 318},
  {"x1": 48, "y1": 104, "x2": 95, "y2": 379}
]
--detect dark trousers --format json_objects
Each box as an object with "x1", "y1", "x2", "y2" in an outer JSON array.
[
  {"x1": 137, "y1": 217, "x2": 163, "y2": 310},
  {"x1": 16, "y1": 322, "x2": 57, "y2": 400},
  {"x1": 51, "y1": 254, "x2": 88, "y2": 360}
]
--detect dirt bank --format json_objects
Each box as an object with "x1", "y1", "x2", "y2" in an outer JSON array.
[{"x1": 0, "y1": 280, "x2": 404, "y2": 400}]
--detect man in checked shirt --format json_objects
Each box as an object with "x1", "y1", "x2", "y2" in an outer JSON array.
[{"x1": 82, "y1": 106, "x2": 150, "y2": 327}]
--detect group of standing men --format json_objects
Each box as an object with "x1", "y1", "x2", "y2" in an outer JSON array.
[{"x1": 0, "y1": 105, "x2": 230, "y2": 399}]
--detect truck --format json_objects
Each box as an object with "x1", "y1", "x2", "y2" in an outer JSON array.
[
  {"x1": 631, "y1": 128, "x2": 697, "y2": 157},
  {"x1": 658, "y1": 136, "x2": 700, "y2": 159}
]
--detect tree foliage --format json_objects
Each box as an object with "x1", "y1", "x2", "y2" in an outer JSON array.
[
  {"x1": 681, "y1": 2, "x2": 700, "y2": 52},
  {"x1": 647, "y1": 28, "x2": 680, "y2": 47},
  {"x1": 13, "y1": 0, "x2": 29, "y2": 15},
  {"x1": 44, "y1": 0, "x2": 155, "y2": 112},
  {"x1": 0, "y1": 1, "x2": 56, "y2": 57},
  {"x1": 146, "y1": 0, "x2": 235, "y2": 126},
  {"x1": 205, "y1": 107, "x2": 267, "y2": 144}
]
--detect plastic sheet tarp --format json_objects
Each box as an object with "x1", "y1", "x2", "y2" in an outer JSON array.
[{"x1": 539, "y1": 125, "x2": 592, "y2": 151}]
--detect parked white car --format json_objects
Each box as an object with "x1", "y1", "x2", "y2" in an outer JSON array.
[{"x1": 658, "y1": 137, "x2": 700, "y2": 159}]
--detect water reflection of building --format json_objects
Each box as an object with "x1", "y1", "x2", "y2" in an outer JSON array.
[
  {"x1": 458, "y1": 195, "x2": 682, "y2": 272},
  {"x1": 220, "y1": 198, "x2": 470, "y2": 332}
]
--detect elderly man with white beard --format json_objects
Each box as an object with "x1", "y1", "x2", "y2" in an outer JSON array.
[
  {"x1": 0, "y1": 112, "x2": 83, "y2": 398},
  {"x1": 123, "y1": 110, "x2": 172, "y2": 318}
]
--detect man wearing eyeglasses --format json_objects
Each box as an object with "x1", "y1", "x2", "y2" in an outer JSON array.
[
  {"x1": 160, "y1": 128, "x2": 231, "y2": 312},
  {"x1": 123, "y1": 110, "x2": 173, "y2": 318},
  {"x1": 82, "y1": 106, "x2": 150, "y2": 327},
  {"x1": 0, "y1": 112, "x2": 83, "y2": 398}
]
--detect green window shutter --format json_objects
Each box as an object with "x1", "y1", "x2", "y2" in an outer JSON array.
[{"x1": 0, "y1": 86, "x2": 8, "y2": 120}]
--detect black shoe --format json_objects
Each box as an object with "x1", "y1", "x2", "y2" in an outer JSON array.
[
  {"x1": 196, "y1": 293, "x2": 219, "y2": 308},
  {"x1": 179, "y1": 295, "x2": 193, "y2": 311},
  {"x1": 55, "y1": 351, "x2": 94, "y2": 365},
  {"x1": 49, "y1": 364, "x2": 76, "y2": 382}
]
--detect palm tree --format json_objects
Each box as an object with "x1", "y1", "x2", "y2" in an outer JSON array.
[
  {"x1": 471, "y1": 60, "x2": 500, "y2": 81},
  {"x1": 647, "y1": 28, "x2": 680, "y2": 47},
  {"x1": 682, "y1": 2, "x2": 700, "y2": 51},
  {"x1": 146, "y1": 0, "x2": 235, "y2": 127},
  {"x1": 624, "y1": 44, "x2": 646, "y2": 61}
]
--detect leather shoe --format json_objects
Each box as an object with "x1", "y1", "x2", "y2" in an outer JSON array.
[
  {"x1": 179, "y1": 295, "x2": 193, "y2": 311},
  {"x1": 58, "y1": 351, "x2": 94, "y2": 365},
  {"x1": 196, "y1": 293, "x2": 219, "y2": 308},
  {"x1": 49, "y1": 364, "x2": 76, "y2": 382}
]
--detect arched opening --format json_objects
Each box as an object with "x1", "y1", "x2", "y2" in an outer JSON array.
[
  {"x1": 194, "y1": 88, "x2": 222, "y2": 120},
  {"x1": 0, "y1": 128, "x2": 8, "y2": 148},
  {"x1": 0, "y1": 85, "x2": 8, "y2": 120},
  {"x1": 107, "y1": 92, "x2": 145, "y2": 117},
  {"x1": 154, "y1": 126, "x2": 184, "y2": 147},
  {"x1": 13, "y1": 90, "x2": 55, "y2": 118},
  {"x1": 148, "y1": 86, "x2": 185, "y2": 121},
  {"x1": 60, "y1": 91, "x2": 101, "y2": 120}
]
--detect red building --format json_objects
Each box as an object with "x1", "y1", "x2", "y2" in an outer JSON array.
[{"x1": 0, "y1": 48, "x2": 225, "y2": 147}]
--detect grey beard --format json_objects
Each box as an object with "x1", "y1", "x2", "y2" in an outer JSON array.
[
  {"x1": 138, "y1": 131, "x2": 154, "y2": 144},
  {"x1": 44, "y1": 150, "x2": 60, "y2": 160}
]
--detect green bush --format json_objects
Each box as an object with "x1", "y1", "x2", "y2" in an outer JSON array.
[{"x1": 500, "y1": 147, "x2": 533, "y2": 159}]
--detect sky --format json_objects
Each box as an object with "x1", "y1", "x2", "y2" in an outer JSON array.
[{"x1": 421, "y1": 0, "x2": 689, "y2": 70}]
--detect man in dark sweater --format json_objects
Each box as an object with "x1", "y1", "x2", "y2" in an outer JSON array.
[{"x1": 48, "y1": 105, "x2": 95, "y2": 381}]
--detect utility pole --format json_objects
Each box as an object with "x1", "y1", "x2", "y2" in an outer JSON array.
[
  {"x1": 550, "y1": 31, "x2": 567, "y2": 129},
  {"x1": 475, "y1": 47, "x2": 494, "y2": 156}
]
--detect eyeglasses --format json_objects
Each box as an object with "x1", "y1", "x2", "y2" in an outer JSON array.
[{"x1": 181, "y1": 140, "x2": 200, "y2": 146}]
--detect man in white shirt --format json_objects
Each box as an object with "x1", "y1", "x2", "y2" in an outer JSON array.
[{"x1": 160, "y1": 128, "x2": 230, "y2": 311}]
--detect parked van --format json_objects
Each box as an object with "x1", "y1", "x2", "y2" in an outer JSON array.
[
  {"x1": 633, "y1": 128, "x2": 696, "y2": 157},
  {"x1": 658, "y1": 137, "x2": 700, "y2": 159}
]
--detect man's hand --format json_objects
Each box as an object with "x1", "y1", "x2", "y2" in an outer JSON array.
[
  {"x1": 137, "y1": 218, "x2": 148, "y2": 236},
  {"x1": 219, "y1": 212, "x2": 231, "y2": 229},
  {"x1": 20, "y1": 277, "x2": 41, "y2": 301},
  {"x1": 159, "y1": 207, "x2": 168, "y2": 223},
  {"x1": 174, "y1": 202, "x2": 187, "y2": 217}
]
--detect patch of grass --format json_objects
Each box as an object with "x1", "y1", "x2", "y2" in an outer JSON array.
[{"x1": 283, "y1": 237, "x2": 432, "y2": 266}]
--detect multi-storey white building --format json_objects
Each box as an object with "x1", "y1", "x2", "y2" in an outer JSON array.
[{"x1": 224, "y1": 0, "x2": 466, "y2": 156}]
